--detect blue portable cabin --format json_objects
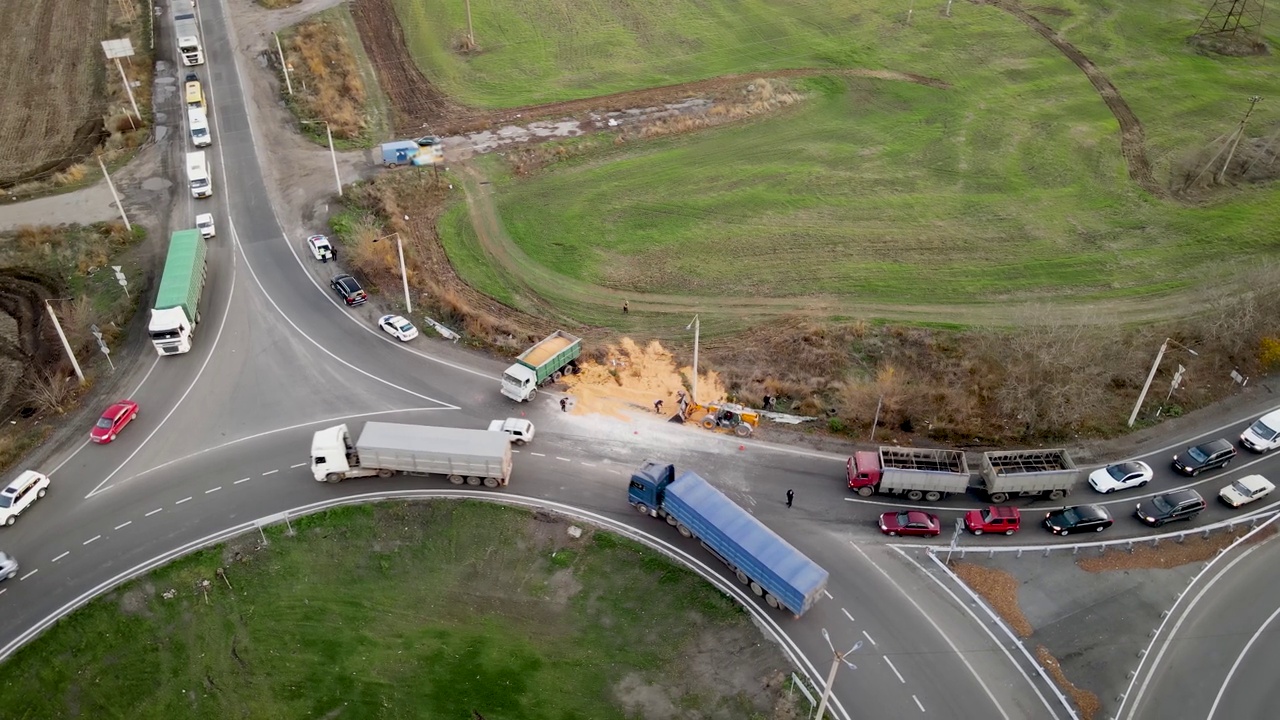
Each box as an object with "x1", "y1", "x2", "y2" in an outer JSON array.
[
  {"x1": 628, "y1": 461, "x2": 830, "y2": 617},
  {"x1": 379, "y1": 140, "x2": 420, "y2": 167}
]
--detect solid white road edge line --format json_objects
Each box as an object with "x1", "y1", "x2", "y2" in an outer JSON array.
[
  {"x1": 914, "y1": 548, "x2": 1069, "y2": 720},
  {"x1": 850, "y1": 542, "x2": 1015, "y2": 720},
  {"x1": 0, "y1": 490, "x2": 851, "y2": 720},
  {"x1": 1205, "y1": 602, "x2": 1280, "y2": 720}
]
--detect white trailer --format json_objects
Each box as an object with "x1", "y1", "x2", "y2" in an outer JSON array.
[
  {"x1": 186, "y1": 151, "x2": 211, "y2": 198},
  {"x1": 310, "y1": 422, "x2": 513, "y2": 487}
]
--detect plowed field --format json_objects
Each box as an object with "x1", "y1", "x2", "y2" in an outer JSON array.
[{"x1": 0, "y1": 0, "x2": 111, "y2": 186}]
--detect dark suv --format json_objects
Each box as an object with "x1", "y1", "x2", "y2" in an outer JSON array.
[
  {"x1": 330, "y1": 274, "x2": 367, "y2": 306},
  {"x1": 1136, "y1": 489, "x2": 1206, "y2": 527},
  {"x1": 1171, "y1": 438, "x2": 1236, "y2": 476}
]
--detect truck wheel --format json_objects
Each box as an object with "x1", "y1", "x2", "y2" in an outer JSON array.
[
  {"x1": 749, "y1": 581, "x2": 764, "y2": 597},
  {"x1": 924, "y1": 491, "x2": 942, "y2": 502},
  {"x1": 385, "y1": 162, "x2": 397, "y2": 169},
  {"x1": 552, "y1": 371, "x2": 563, "y2": 382},
  {"x1": 635, "y1": 503, "x2": 651, "y2": 515},
  {"x1": 701, "y1": 417, "x2": 716, "y2": 429},
  {"x1": 735, "y1": 570, "x2": 749, "y2": 585},
  {"x1": 377, "y1": 469, "x2": 394, "y2": 478},
  {"x1": 764, "y1": 593, "x2": 779, "y2": 609},
  {"x1": 325, "y1": 473, "x2": 343, "y2": 484},
  {"x1": 483, "y1": 477, "x2": 500, "y2": 488},
  {"x1": 733, "y1": 424, "x2": 751, "y2": 437},
  {"x1": 677, "y1": 523, "x2": 692, "y2": 538},
  {"x1": 990, "y1": 492, "x2": 1009, "y2": 503},
  {"x1": 857, "y1": 486, "x2": 874, "y2": 497},
  {"x1": 906, "y1": 490, "x2": 924, "y2": 501},
  {"x1": 466, "y1": 476, "x2": 482, "y2": 486},
  {"x1": 527, "y1": 389, "x2": 537, "y2": 402},
  {"x1": 665, "y1": 514, "x2": 678, "y2": 526},
  {"x1": 1048, "y1": 489, "x2": 1066, "y2": 500},
  {"x1": 448, "y1": 475, "x2": 465, "y2": 485}
]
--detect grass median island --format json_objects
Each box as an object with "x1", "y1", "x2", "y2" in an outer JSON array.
[{"x1": 0, "y1": 502, "x2": 801, "y2": 720}]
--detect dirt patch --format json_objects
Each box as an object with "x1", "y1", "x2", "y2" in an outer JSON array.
[
  {"x1": 544, "y1": 567, "x2": 583, "y2": 607},
  {"x1": 1188, "y1": 32, "x2": 1270, "y2": 58},
  {"x1": 949, "y1": 561, "x2": 1034, "y2": 637},
  {"x1": 280, "y1": 16, "x2": 370, "y2": 139},
  {"x1": 117, "y1": 584, "x2": 155, "y2": 618},
  {"x1": 1076, "y1": 523, "x2": 1278, "y2": 572},
  {"x1": 348, "y1": 0, "x2": 458, "y2": 130},
  {"x1": 564, "y1": 338, "x2": 728, "y2": 419},
  {"x1": 1036, "y1": 645, "x2": 1101, "y2": 720},
  {"x1": 989, "y1": 0, "x2": 1165, "y2": 198}
]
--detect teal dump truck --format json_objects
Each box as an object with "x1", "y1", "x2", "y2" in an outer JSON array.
[
  {"x1": 500, "y1": 330, "x2": 582, "y2": 402},
  {"x1": 147, "y1": 229, "x2": 207, "y2": 356}
]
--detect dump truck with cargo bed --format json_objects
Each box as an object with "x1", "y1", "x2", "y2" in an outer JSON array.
[
  {"x1": 979, "y1": 449, "x2": 1078, "y2": 502},
  {"x1": 628, "y1": 461, "x2": 829, "y2": 617},
  {"x1": 148, "y1": 229, "x2": 207, "y2": 356},
  {"x1": 311, "y1": 422, "x2": 512, "y2": 486},
  {"x1": 501, "y1": 330, "x2": 582, "y2": 402},
  {"x1": 847, "y1": 447, "x2": 970, "y2": 501}
]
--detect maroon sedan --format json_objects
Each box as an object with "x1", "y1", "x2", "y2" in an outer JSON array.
[
  {"x1": 878, "y1": 510, "x2": 941, "y2": 537},
  {"x1": 90, "y1": 400, "x2": 139, "y2": 444}
]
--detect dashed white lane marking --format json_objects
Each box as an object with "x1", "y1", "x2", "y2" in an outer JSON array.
[
  {"x1": 145, "y1": 508, "x2": 162, "y2": 517},
  {"x1": 884, "y1": 656, "x2": 906, "y2": 683},
  {"x1": 823, "y1": 589, "x2": 833, "y2": 599},
  {"x1": 0, "y1": 588, "x2": 5, "y2": 595},
  {"x1": 531, "y1": 452, "x2": 546, "y2": 457},
  {"x1": 114, "y1": 521, "x2": 131, "y2": 530},
  {"x1": 19, "y1": 570, "x2": 36, "y2": 580},
  {"x1": 914, "y1": 695, "x2": 926, "y2": 712},
  {"x1": 290, "y1": 463, "x2": 306, "y2": 468},
  {"x1": 862, "y1": 630, "x2": 877, "y2": 646},
  {"x1": 581, "y1": 462, "x2": 595, "y2": 467},
  {"x1": 83, "y1": 536, "x2": 101, "y2": 546},
  {"x1": 51, "y1": 552, "x2": 69, "y2": 563},
  {"x1": 206, "y1": 487, "x2": 221, "y2": 494},
  {"x1": 842, "y1": 608, "x2": 855, "y2": 623},
  {"x1": 556, "y1": 457, "x2": 571, "y2": 462},
  {"x1": 607, "y1": 469, "x2": 622, "y2": 475},
  {"x1": 234, "y1": 477, "x2": 250, "y2": 484},
  {"x1": 262, "y1": 469, "x2": 278, "y2": 476},
  {"x1": 175, "y1": 497, "x2": 192, "y2": 505}
]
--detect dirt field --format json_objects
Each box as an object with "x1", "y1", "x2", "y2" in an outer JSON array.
[{"x1": 0, "y1": 0, "x2": 114, "y2": 186}]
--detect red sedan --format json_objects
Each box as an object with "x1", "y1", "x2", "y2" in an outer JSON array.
[
  {"x1": 878, "y1": 510, "x2": 941, "y2": 537},
  {"x1": 90, "y1": 400, "x2": 138, "y2": 444}
]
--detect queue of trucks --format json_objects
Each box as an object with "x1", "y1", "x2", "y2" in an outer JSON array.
[{"x1": 847, "y1": 446, "x2": 1080, "y2": 502}]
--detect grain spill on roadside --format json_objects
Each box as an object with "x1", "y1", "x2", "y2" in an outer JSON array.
[
  {"x1": 1075, "y1": 523, "x2": 1278, "y2": 573},
  {"x1": 1035, "y1": 645, "x2": 1101, "y2": 720},
  {"x1": 948, "y1": 561, "x2": 1034, "y2": 637}
]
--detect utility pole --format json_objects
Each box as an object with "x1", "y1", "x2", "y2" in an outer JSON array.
[
  {"x1": 97, "y1": 154, "x2": 132, "y2": 232},
  {"x1": 275, "y1": 32, "x2": 293, "y2": 95},
  {"x1": 686, "y1": 315, "x2": 700, "y2": 405},
  {"x1": 464, "y1": 0, "x2": 476, "y2": 50},
  {"x1": 45, "y1": 301, "x2": 86, "y2": 385},
  {"x1": 1129, "y1": 338, "x2": 1198, "y2": 427},
  {"x1": 813, "y1": 629, "x2": 861, "y2": 720},
  {"x1": 1218, "y1": 95, "x2": 1262, "y2": 184}
]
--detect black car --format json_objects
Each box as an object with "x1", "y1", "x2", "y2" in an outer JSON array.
[
  {"x1": 330, "y1": 274, "x2": 367, "y2": 306},
  {"x1": 185, "y1": 72, "x2": 198, "y2": 83},
  {"x1": 1044, "y1": 505, "x2": 1113, "y2": 536},
  {"x1": 1172, "y1": 438, "x2": 1237, "y2": 476},
  {"x1": 1136, "y1": 489, "x2": 1206, "y2": 527}
]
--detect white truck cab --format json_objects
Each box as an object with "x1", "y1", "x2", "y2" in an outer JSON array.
[
  {"x1": 488, "y1": 418, "x2": 535, "y2": 445},
  {"x1": 311, "y1": 425, "x2": 357, "y2": 482}
]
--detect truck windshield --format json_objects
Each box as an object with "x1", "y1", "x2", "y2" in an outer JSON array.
[
  {"x1": 192, "y1": 179, "x2": 208, "y2": 189},
  {"x1": 501, "y1": 372, "x2": 525, "y2": 387},
  {"x1": 149, "y1": 329, "x2": 180, "y2": 340}
]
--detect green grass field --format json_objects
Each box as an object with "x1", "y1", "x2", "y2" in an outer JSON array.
[
  {"x1": 0, "y1": 502, "x2": 793, "y2": 720},
  {"x1": 422, "y1": 0, "x2": 1279, "y2": 314}
]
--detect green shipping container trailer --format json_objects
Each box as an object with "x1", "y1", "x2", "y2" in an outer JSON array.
[{"x1": 148, "y1": 229, "x2": 207, "y2": 355}]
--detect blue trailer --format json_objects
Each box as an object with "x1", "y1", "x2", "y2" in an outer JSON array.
[
  {"x1": 380, "y1": 140, "x2": 420, "y2": 168},
  {"x1": 628, "y1": 460, "x2": 829, "y2": 617}
]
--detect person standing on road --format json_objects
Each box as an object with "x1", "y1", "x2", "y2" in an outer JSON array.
[
  {"x1": 786, "y1": 489, "x2": 794, "y2": 508},
  {"x1": 654, "y1": 399, "x2": 664, "y2": 414},
  {"x1": 330, "y1": 245, "x2": 337, "y2": 262},
  {"x1": 560, "y1": 398, "x2": 568, "y2": 412}
]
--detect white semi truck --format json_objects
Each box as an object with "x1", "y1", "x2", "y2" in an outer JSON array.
[
  {"x1": 173, "y1": 6, "x2": 204, "y2": 66},
  {"x1": 311, "y1": 422, "x2": 513, "y2": 487}
]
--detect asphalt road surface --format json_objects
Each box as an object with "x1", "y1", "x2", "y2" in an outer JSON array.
[{"x1": 3, "y1": 2, "x2": 1279, "y2": 719}]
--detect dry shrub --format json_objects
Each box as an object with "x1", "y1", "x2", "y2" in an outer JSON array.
[
  {"x1": 285, "y1": 20, "x2": 368, "y2": 139},
  {"x1": 1261, "y1": 337, "x2": 1280, "y2": 369},
  {"x1": 22, "y1": 369, "x2": 78, "y2": 415},
  {"x1": 15, "y1": 225, "x2": 56, "y2": 251},
  {"x1": 52, "y1": 164, "x2": 87, "y2": 186}
]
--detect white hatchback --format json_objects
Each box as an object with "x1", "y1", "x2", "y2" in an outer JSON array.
[{"x1": 0, "y1": 470, "x2": 49, "y2": 526}]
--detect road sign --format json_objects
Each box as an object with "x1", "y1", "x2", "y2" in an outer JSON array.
[
  {"x1": 112, "y1": 266, "x2": 130, "y2": 297},
  {"x1": 90, "y1": 324, "x2": 102, "y2": 340},
  {"x1": 1170, "y1": 364, "x2": 1186, "y2": 390},
  {"x1": 96, "y1": 336, "x2": 115, "y2": 371}
]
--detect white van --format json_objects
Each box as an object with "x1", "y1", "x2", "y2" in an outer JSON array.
[
  {"x1": 1240, "y1": 410, "x2": 1280, "y2": 452},
  {"x1": 188, "y1": 108, "x2": 211, "y2": 147},
  {"x1": 186, "y1": 151, "x2": 212, "y2": 199}
]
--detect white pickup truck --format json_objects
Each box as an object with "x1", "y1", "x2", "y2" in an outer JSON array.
[{"x1": 488, "y1": 418, "x2": 535, "y2": 445}]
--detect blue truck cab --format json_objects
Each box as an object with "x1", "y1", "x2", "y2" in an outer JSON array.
[{"x1": 628, "y1": 460, "x2": 829, "y2": 617}]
